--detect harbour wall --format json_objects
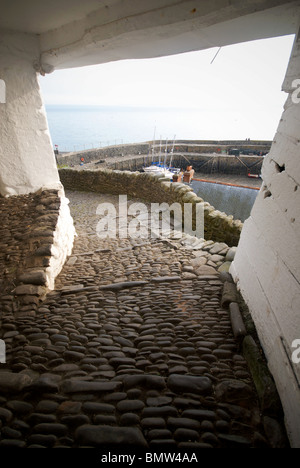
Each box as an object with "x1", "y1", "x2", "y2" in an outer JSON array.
[
  {"x1": 59, "y1": 168, "x2": 243, "y2": 247},
  {"x1": 108, "y1": 154, "x2": 264, "y2": 176},
  {"x1": 57, "y1": 143, "x2": 149, "y2": 167},
  {"x1": 56, "y1": 141, "x2": 268, "y2": 176}
]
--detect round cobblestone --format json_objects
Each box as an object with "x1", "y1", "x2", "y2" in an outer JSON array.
[{"x1": 0, "y1": 190, "x2": 288, "y2": 449}]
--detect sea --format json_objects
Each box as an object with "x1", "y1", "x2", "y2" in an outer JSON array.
[
  {"x1": 45, "y1": 104, "x2": 220, "y2": 153},
  {"x1": 191, "y1": 180, "x2": 258, "y2": 222},
  {"x1": 45, "y1": 104, "x2": 260, "y2": 220}
]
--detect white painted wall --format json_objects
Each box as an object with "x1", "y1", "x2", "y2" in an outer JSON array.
[
  {"x1": 231, "y1": 31, "x2": 300, "y2": 448},
  {"x1": 46, "y1": 189, "x2": 76, "y2": 290},
  {"x1": 0, "y1": 31, "x2": 61, "y2": 196},
  {"x1": 0, "y1": 32, "x2": 75, "y2": 293},
  {"x1": 38, "y1": 1, "x2": 299, "y2": 71}
]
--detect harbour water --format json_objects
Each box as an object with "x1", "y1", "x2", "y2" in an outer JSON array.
[
  {"x1": 45, "y1": 105, "x2": 212, "y2": 152},
  {"x1": 47, "y1": 105, "x2": 261, "y2": 221},
  {"x1": 191, "y1": 179, "x2": 259, "y2": 222}
]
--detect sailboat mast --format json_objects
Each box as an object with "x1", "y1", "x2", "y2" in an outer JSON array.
[
  {"x1": 164, "y1": 138, "x2": 168, "y2": 166},
  {"x1": 169, "y1": 134, "x2": 176, "y2": 168},
  {"x1": 159, "y1": 136, "x2": 162, "y2": 165},
  {"x1": 151, "y1": 126, "x2": 156, "y2": 163}
]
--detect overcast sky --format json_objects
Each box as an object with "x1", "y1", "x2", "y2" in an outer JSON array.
[{"x1": 39, "y1": 34, "x2": 295, "y2": 140}]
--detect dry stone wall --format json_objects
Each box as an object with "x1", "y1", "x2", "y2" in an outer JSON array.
[
  {"x1": 59, "y1": 168, "x2": 243, "y2": 246},
  {"x1": 0, "y1": 189, "x2": 75, "y2": 317}
]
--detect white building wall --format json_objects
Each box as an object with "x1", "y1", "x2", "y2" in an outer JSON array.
[
  {"x1": 231, "y1": 31, "x2": 300, "y2": 448},
  {"x1": 47, "y1": 190, "x2": 76, "y2": 291},
  {"x1": 0, "y1": 31, "x2": 75, "y2": 290},
  {"x1": 0, "y1": 31, "x2": 61, "y2": 196}
]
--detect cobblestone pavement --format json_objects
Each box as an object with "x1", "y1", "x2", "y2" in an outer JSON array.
[{"x1": 0, "y1": 191, "x2": 287, "y2": 449}]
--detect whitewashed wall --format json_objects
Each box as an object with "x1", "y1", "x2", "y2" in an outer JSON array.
[
  {"x1": 0, "y1": 32, "x2": 75, "y2": 289},
  {"x1": 0, "y1": 31, "x2": 60, "y2": 196},
  {"x1": 231, "y1": 32, "x2": 300, "y2": 448},
  {"x1": 47, "y1": 190, "x2": 76, "y2": 290}
]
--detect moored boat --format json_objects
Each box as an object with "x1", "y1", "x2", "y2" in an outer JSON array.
[{"x1": 143, "y1": 133, "x2": 181, "y2": 180}]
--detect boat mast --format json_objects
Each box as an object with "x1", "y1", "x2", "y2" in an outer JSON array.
[
  {"x1": 151, "y1": 126, "x2": 156, "y2": 163},
  {"x1": 164, "y1": 138, "x2": 168, "y2": 167},
  {"x1": 159, "y1": 136, "x2": 162, "y2": 166},
  {"x1": 169, "y1": 134, "x2": 176, "y2": 168}
]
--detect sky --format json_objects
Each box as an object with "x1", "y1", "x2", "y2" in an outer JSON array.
[{"x1": 39, "y1": 34, "x2": 295, "y2": 140}]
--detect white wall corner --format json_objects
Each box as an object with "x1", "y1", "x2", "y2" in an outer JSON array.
[
  {"x1": 46, "y1": 192, "x2": 76, "y2": 290},
  {"x1": 0, "y1": 31, "x2": 60, "y2": 196},
  {"x1": 231, "y1": 28, "x2": 300, "y2": 446}
]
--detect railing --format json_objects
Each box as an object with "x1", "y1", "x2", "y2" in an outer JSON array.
[{"x1": 54, "y1": 139, "x2": 125, "y2": 153}]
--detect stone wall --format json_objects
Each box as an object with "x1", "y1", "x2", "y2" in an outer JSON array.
[
  {"x1": 0, "y1": 189, "x2": 75, "y2": 317},
  {"x1": 230, "y1": 32, "x2": 300, "y2": 448},
  {"x1": 59, "y1": 168, "x2": 243, "y2": 247},
  {"x1": 107, "y1": 154, "x2": 264, "y2": 176},
  {"x1": 57, "y1": 144, "x2": 150, "y2": 167},
  {"x1": 57, "y1": 141, "x2": 267, "y2": 176}
]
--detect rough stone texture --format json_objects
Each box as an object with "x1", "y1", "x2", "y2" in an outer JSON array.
[
  {"x1": 229, "y1": 302, "x2": 247, "y2": 343},
  {"x1": 61, "y1": 380, "x2": 122, "y2": 394},
  {"x1": 215, "y1": 380, "x2": 255, "y2": 407},
  {"x1": 242, "y1": 335, "x2": 283, "y2": 416},
  {"x1": 167, "y1": 374, "x2": 212, "y2": 395},
  {"x1": 0, "y1": 191, "x2": 58, "y2": 294},
  {"x1": 0, "y1": 189, "x2": 74, "y2": 315},
  {"x1": 263, "y1": 416, "x2": 289, "y2": 449},
  {"x1": 75, "y1": 425, "x2": 148, "y2": 447},
  {"x1": 18, "y1": 270, "x2": 48, "y2": 286},
  {"x1": 221, "y1": 281, "x2": 239, "y2": 308},
  {"x1": 0, "y1": 373, "x2": 32, "y2": 393},
  {"x1": 0, "y1": 191, "x2": 288, "y2": 448}
]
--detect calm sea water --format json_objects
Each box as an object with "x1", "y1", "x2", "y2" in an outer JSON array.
[
  {"x1": 45, "y1": 105, "x2": 211, "y2": 152},
  {"x1": 191, "y1": 180, "x2": 258, "y2": 222},
  {"x1": 45, "y1": 105, "x2": 259, "y2": 219}
]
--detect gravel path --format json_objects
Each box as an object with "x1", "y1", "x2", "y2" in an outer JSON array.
[{"x1": 0, "y1": 190, "x2": 286, "y2": 449}]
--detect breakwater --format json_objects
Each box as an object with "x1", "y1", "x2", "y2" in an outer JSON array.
[
  {"x1": 57, "y1": 140, "x2": 269, "y2": 176},
  {"x1": 108, "y1": 154, "x2": 264, "y2": 176}
]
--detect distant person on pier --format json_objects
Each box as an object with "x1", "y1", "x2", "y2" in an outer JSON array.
[{"x1": 183, "y1": 165, "x2": 195, "y2": 183}]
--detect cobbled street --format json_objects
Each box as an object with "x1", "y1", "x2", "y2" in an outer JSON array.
[{"x1": 0, "y1": 190, "x2": 287, "y2": 449}]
